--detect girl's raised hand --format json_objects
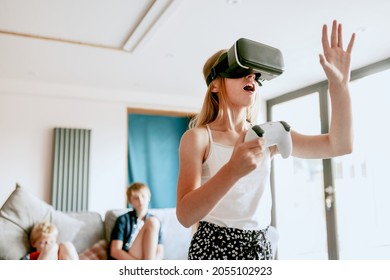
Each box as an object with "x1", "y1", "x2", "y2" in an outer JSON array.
[{"x1": 319, "y1": 20, "x2": 356, "y2": 87}]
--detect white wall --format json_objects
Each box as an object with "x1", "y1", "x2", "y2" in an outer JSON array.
[
  {"x1": 0, "y1": 79, "x2": 199, "y2": 217},
  {"x1": 0, "y1": 87, "x2": 122, "y2": 218}
]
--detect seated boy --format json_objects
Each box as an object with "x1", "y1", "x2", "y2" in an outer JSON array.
[
  {"x1": 109, "y1": 182, "x2": 164, "y2": 260},
  {"x1": 23, "y1": 221, "x2": 79, "y2": 260}
]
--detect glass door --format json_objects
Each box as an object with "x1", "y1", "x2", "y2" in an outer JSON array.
[
  {"x1": 268, "y1": 65, "x2": 390, "y2": 260},
  {"x1": 269, "y1": 92, "x2": 331, "y2": 259},
  {"x1": 334, "y1": 69, "x2": 390, "y2": 259}
]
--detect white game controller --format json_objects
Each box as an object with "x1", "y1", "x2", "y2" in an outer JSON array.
[{"x1": 245, "y1": 121, "x2": 292, "y2": 158}]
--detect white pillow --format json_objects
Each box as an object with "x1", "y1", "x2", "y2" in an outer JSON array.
[{"x1": 0, "y1": 218, "x2": 29, "y2": 260}]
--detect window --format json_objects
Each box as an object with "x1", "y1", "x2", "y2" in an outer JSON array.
[
  {"x1": 334, "y1": 68, "x2": 390, "y2": 259},
  {"x1": 267, "y1": 59, "x2": 390, "y2": 259},
  {"x1": 270, "y1": 93, "x2": 329, "y2": 259}
]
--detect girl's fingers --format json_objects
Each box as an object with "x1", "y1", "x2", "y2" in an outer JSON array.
[
  {"x1": 346, "y1": 33, "x2": 356, "y2": 54},
  {"x1": 338, "y1": 23, "x2": 343, "y2": 49},
  {"x1": 322, "y1": 20, "x2": 355, "y2": 54},
  {"x1": 322, "y1": 24, "x2": 330, "y2": 53},
  {"x1": 330, "y1": 20, "x2": 338, "y2": 48}
]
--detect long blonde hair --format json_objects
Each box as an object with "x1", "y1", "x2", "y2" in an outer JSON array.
[{"x1": 189, "y1": 49, "x2": 259, "y2": 128}]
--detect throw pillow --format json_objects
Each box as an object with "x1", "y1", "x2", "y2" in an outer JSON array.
[
  {"x1": 0, "y1": 218, "x2": 29, "y2": 260},
  {"x1": 79, "y1": 239, "x2": 108, "y2": 260}
]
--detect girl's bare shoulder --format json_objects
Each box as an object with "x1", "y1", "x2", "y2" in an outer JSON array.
[
  {"x1": 180, "y1": 126, "x2": 210, "y2": 158},
  {"x1": 181, "y1": 126, "x2": 209, "y2": 143}
]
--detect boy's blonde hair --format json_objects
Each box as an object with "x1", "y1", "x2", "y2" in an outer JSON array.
[
  {"x1": 189, "y1": 49, "x2": 259, "y2": 128},
  {"x1": 30, "y1": 221, "x2": 58, "y2": 245},
  {"x1": 126, "y1": 182, "x2": 151, "y2": 201}
]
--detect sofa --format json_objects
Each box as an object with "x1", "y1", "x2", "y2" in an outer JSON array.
[
  {"x1": 0, "y1": 184, "x2": 279, "y2": 260},
  {"x1": 0, "y1": 184, "x2": 193, "y2": 260}
]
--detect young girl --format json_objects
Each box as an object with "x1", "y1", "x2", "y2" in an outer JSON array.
[
  {"x1": 176, "y1": 20, "x2": 355, "y2": 260},
  {"x1": 23, "y1": 221, "x2": 79, "y2": 260}
]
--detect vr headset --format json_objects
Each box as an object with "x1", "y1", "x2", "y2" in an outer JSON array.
[{"x1": 206, "y1": 38, "x2": 285, "y2": 86}]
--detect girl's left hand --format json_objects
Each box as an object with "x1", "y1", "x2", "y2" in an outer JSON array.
[{"x1": 319, "y1": 20, "x2": 356, "y2": 87}]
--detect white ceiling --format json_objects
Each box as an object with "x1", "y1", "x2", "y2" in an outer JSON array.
[{"x1": 1, "y1": 0, "x2": 389, "y2": 110}]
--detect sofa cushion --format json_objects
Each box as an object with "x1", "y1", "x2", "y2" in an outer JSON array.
[
  {"x1": 0, "y1": 184, "x2": 84, "y2": 259},
  {"x1": 67, "y1": 211, "x2": 105, "y2": 253},
  {"x1": 149, "y1": 208, "x2": 192, "y2": 260},
  {"x1": 104, "y1": 209, "x2": 129, "y2": 243}
]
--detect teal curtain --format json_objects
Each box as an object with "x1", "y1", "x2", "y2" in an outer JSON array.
[{"x1": 128, "y1": 114, "x2": 189, "y2": 208}]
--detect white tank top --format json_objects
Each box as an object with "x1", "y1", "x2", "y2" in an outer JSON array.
[{"x1": 201, "y1": 125, "x2": 272, "y2": 230}]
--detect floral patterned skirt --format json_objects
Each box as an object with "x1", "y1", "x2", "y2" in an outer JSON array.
[{"x1": 188, "y1": 221, "x2": 273, "y2": 260}]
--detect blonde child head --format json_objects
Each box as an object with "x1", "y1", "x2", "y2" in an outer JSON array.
[{"x1": 30, "y1": 221, "x2": 58, "y2": 247}]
